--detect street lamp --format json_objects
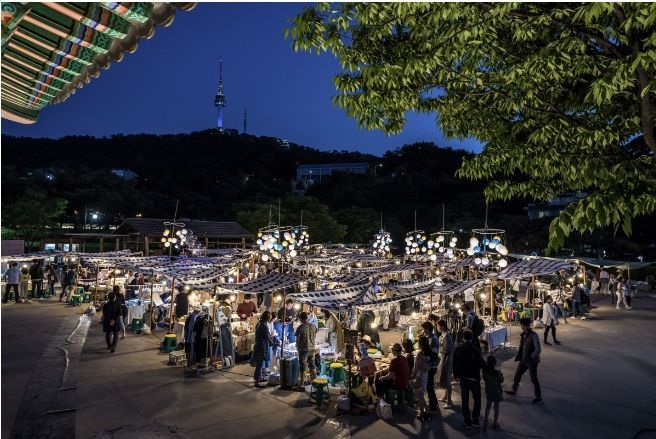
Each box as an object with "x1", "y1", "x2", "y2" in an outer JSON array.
[{"x1": 84, "y1": 207, "x2": 100, "y2": 230}]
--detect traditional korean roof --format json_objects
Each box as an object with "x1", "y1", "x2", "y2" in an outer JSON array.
[
  {"x1": 1, "y1": 2, "x2": 195, "y2": 124},
  {"x1": 115, "y1": 218, "x2": 253, "y2": 240}
]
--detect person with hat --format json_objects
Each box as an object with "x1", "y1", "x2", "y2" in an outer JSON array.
[{"x1": 375, "y1": 342, "x2": 410, "y2": 398}]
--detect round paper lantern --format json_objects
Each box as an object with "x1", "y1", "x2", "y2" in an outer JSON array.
[
  {"x1": 473, "y1": 246, "x2": 481, "y2": 253},
  {"x1": 467, "y1": 248, "x2": 475, "y2": 256},
  {"x1": 262, "y1": 254, "x2": 269, "y2": 261},
  {"x1": 469, "y1": 237, "x2": 479, "y2": 246},
  {"x1": 474, "y1": 257, "x2": 482, "y2": 265},
  {"x1": 436, "y1": 235, "x2": 445, "y2": 243},
  {"x1": 482, "y1": 257, "x2": 490, "y2": 265},
  {"x1": 497, "y1": 244, "x2": 508, "y2": 255},
  {"x1": 498, "y1": 258, "x2": 508, "y2": 268}
]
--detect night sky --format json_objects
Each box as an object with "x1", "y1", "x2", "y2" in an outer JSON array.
[{"x1": 1, "y1": 3, "x2": 483, "y2": 156}]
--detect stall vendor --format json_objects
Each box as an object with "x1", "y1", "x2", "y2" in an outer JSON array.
[
  {"x1": 322, "y1": 309, "x2": 344, "y2": 353},
  {"x1": 374, "y1": 343, "x2": 410, "y2": 397},
  {"x1": 237, "y1": 294, "x2": 258, "y2": 320}
]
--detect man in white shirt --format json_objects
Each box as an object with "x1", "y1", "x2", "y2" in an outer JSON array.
[{"x1": 599, "y1": 266, "x2": 610, "y2": 296}]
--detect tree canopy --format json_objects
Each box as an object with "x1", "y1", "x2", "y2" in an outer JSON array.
[
  {"x1": 287, "y1": 2, "x2": 656, "y2": 252},
  {"x1": 2, "y1": 189, "x2": 67, "y2": 248}
]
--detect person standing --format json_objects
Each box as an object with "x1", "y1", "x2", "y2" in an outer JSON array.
[
  {"x1": 19, "y1": 266, "x2": 30, "y2": 303},
  {"x1": 437, "y1": 320, "x2": 455, "y2": 409},
  {"x1": 453, "y1": 330, "x2": 485, "y2": 429},
  {"x1": 482, "y1": 356, "x2": 504, "y2": 429},
  {"x1": 552, "y1": 285, "x2": 568, "y2": 324},
  {"x1": 294, "y1": 311, "x2": 317, "y2": 390},
  {"x1": 103, "y1": 292, "x2": 122, "y2": 353},
  {"x1": 252, "y1": 311, "x2": 274, "y2": 388},
  {"x1": 571, "y1": 283, "x2": 585, "y2": 319},
  {"x1": 3, "y1": 262, "x2": 20, "y2": 303},
  {"x1": 615, "y1": 277, "x2": 631, "y2": 309},
  {"x1": 411, "y1": 336, "x2": 433, "y2": 422},
  {"x1": 599, "y1": 266, "x2": 610, "y2": 296},
  {"x1": 542, "y1": 296, "x2": 560, "y2": 345},
  {"x1": 505, "y1": 318, "x2": 542, "y2": 404},
  {"x1": 421, "y1": 321, "x2": 440, "y2": 412},
  {"x1": 609, "y1": 274, "x2": 618, "y2": 305},
  {"x1": 402, "y1": 338, "x2": 415, "y2": 372},
  {"x1": 45, "y1": 265, "x2": 57, "y2": 298},
  {"x1": 29, "y1": 260, "x2": 43, "y2": 299},
  {"x1": 462, "y1": 304, "x2": 483, "y2": 350}
]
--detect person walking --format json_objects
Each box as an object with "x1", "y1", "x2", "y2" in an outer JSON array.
[
  {"x1": 252, "y1": 311, "x2": 274, "y2": 388},
  {"x1": 65, "y1": 266, "x2": 78, "y2": 303},
  {"x1": 102, "y1": 292, "x2": 122, "y2": 353},
  {"x1": 114, "y1": 286, "x2": 128, "y2": 338},
  {"x1": 615, "y1": 277, "x2": 632, "y2": 309},
  {"x1": 482, "y1": 355, "x2": 504, "y2": 429},
  {"x1": 542, "y1": 296, "x2": 560, "y2": 345},
  {"x1": 294, "y1": 311, "x2": 317, "y2": 390},
  {"x1": 421, "y1": 321, "x2": 440, "y2": 412},
  {"x1": 505, "y1": 318, "x2": 542, "y2": 404},
  {"x1": 437, "y1": 319, "x2": 455, "y2": 409},
  {"x1": 411, "y1": 336, "x2": 433, "y2": 422},
  {"x1": 3, "y1": 262, "x2": 20, "y2": 303},
  {"x1": 29, "y1": 260, "x2": 43, "y2": 299},
  {"x1": 453, "y1": 330, "x2": 485, "y2": 429},
  {"x1": 59, "y1": 266, "x2": 69, "y2": 301}
]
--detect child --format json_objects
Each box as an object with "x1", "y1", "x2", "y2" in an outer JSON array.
[{"x1": 482, "y1": 355, "x2": 504, "y2": 429}]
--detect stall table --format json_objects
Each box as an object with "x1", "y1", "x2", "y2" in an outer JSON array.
[{"x1": 481, "y1": 325, "x2": 509, "y2": 350}]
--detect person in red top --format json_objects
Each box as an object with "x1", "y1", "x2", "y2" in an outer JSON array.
[
  {"x1": 375, "y1": 343, "x2": 410, "y2": 397},
  {"x1": 236, "y1": 294, "x2": 258, "y2": 320}
]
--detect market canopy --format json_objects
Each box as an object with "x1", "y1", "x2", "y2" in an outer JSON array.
[
  {"x1": 216, "y1": 272, "x2": 302, "y2": 294},
  {"x1": 493, "y1": 258, "x2": 575, "y2": 280},
  {"x1": 1, "y1": 2, "x2": 195, "y2": 124}
]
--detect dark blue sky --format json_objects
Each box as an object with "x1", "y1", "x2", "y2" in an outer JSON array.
[{"x1": 1, "y1": 3, "x2": 483, "y2": 156}]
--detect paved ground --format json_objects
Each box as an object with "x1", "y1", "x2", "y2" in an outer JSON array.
[{"x1": 4, "y1": 295, "x2": 656, "y2": 439}]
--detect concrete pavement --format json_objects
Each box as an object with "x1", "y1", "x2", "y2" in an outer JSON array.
[{"x1": 3, "y1": 295, "x2": 656, "y2": 438}]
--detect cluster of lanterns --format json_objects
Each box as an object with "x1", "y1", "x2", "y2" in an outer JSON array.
[
  {"x1": 162, "y1": 228, "x2": 187, "y2": 249},
  {"x1": 405, "y1": 231, "x2": 458, "y2": 261},
  {"x1": 372, "y1": 230, "x2": 392, "y2": 256},
  {"x1": 466, "y1": 235, "x2": 509, "y2": 268},
  {"x1": 257, "y1": 225, "x2": 309, "y2": 262}
]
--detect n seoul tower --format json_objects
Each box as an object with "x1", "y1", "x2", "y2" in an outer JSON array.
[{"x1": 214, "y1": 60, "x2": 226, "y2": 131}]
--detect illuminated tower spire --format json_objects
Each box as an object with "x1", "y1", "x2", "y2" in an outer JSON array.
[
  {"x1": 214, "y1": 60, "x2": 226, "y2": 131},
  {"x1": 243, "y1": 107, "x2": 247, "y2": 133}
]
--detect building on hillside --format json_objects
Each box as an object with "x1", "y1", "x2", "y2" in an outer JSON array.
[
  {"x1": 294, "y1": 162, "x2": 369, "y2": 193},
  {"x1": 111, "y1": 169, "x2": 139, "y2": 181},
  {"x1": 526, "y1": 192, "x2": 587, "y2": 220},
  {"x1": 114, "y1": 218, "x2": 253, "y2": 255}
]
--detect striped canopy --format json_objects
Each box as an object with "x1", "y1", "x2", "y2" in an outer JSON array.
[
  {"x1": 1, "y1": 2, "x2": 195, "y2": 123},
  {"x1": 494, "y1": 258, "x2": 575, "y2": 279}
]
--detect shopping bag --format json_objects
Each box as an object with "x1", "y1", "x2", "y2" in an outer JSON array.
[
  {"x1": 376, "y1": 399, "x2": 392, "y2": 420},
  {"x1": 337, "y1": 395, "x2": 350, "y2": 411}
]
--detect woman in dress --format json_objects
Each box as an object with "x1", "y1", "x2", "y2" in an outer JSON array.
[{"x1": 437, "y1": 320, "x2": 454, "y2": 409}]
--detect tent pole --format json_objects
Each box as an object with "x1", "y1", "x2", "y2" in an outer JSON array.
[
  {"x1": 150, "y1": 269, "x2": 155, "y2": 330},
  {"x1": 93, "y1": 263, "x2": 99, "y2": 307},
  {"x1": 168, "y1": 277, "x2": 176, "y2": 333}
]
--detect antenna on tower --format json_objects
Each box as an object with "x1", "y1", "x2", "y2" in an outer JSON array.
[
  {"x1": 243, "y1": 107, "x2": 247, "y2": 133},
  {"x1": 213, "y1": 59, "x2": 227, "y2": 131}
]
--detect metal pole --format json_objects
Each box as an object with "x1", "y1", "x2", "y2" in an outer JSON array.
[
  {"x1": 168, "y1": 277, "x2": 176, "y2": 333},
  {"x1": 150, "y1": 269, "x2": 155, "y2": 330},
  {"x1": 93, "y1": 263, "x2": 99, "y2": 307}
]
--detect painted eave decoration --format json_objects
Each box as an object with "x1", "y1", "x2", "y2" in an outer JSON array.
[{"x1": 1, "y1": 2, "x2": 196, "y2": 124}]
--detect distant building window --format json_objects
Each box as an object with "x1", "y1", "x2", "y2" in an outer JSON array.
[{"x1": 44, "y1": 243, "x2": 56, "y2": 251}]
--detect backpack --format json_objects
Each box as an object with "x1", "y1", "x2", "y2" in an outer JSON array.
[{"x1": 472, "y1": 315, "x2": 485, "y2": 337}]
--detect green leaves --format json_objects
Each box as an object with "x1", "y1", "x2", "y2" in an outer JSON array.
[{"x1": 287, "y1": 3, "x2": 656, "y2": 252}]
